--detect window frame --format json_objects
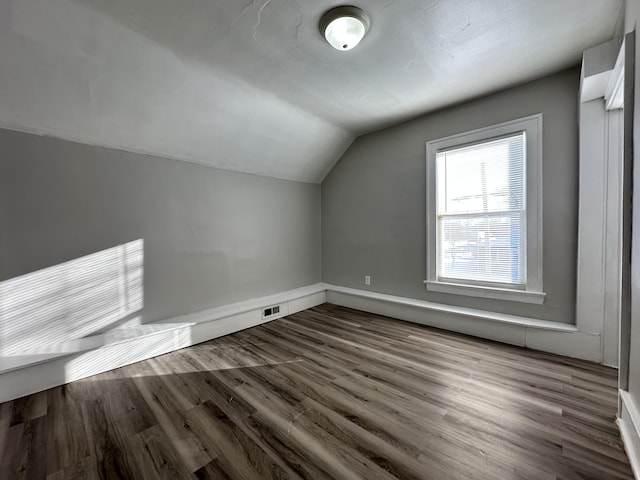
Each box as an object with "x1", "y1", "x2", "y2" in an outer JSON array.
[{"x1": 425, "y1": 114, "x2": 545, "y2": 304}]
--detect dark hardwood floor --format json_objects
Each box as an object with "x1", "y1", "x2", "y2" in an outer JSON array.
[{"x1": 0, "y1": 304, "x2": 633, "y2": 479}]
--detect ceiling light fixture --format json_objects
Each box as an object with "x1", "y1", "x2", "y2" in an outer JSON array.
[{"x1": 320, "y1": 6, "x2": 370, "y2": 51}]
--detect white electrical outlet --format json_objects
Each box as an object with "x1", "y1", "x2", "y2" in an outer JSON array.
[{"x1": 365, "y1": 275, "x2": 371, "y2": 285}]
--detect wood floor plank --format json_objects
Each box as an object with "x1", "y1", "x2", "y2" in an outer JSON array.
[
  {"x1": 274, "y1": 361, "x2": 527, "y2": 479},
  {"x1": 193, "y1": 459, "x2": 234, "y2": 480},
  {"x1": 9, "y1": 390, "x2": 47, "y2": 426},
  {"x1": 0, "y1": 416, "x2": 47, "y2": 479},
  {"x1": 562, "y1": 440, "x2": 634, "y2": 479},
  {"x1": 45, "y1": 385, "x2": 91, "y2": 475},
  {"x1": 185, "y1": 400, "x2": 297, "y2": 480},
  {"x1": 126, "y1": 425, "x2": 194, "y2": 479},
  {"x1": 178, "y1": 352, "x2": 259, "y2": 421},
  {"x1": 128, "y1": 363, "x2": 215, "y2": 473},
  {"x1": 238, "y1": 412, "x2": 333, "y2": 480},
  {"x1": 0, "y1": 401, "x2": 12, "y2": 467},
  {"x1": 46, "y1": 455, "x2": 99, "y2": 480},
  {"x1": 0, "y1": 303, "x2": 633, "y2": 479},
  {"x1": 97, "y1": 369, "x2": 158, "y2": 438},
  {"x1": 301, "y1": 396, "x2": 474, "y2": 480},
  {"x1": 80, "y1": 397, "x2": 137, "y2": 479}
]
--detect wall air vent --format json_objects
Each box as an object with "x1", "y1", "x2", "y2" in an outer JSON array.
[{"x1": 263, "y1": 304, "x2": 282, "y2": 319}]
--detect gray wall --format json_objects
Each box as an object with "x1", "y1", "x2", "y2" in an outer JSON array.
[
  {"x1": 625, "y1": 0, "x2": 640, "y2": 406},
  {"x1": 0, "y1": 128, "x2": 321, "y2": 325},
  {"x1": 322, "y1": 68, "x2": 579, "y2": 324}
]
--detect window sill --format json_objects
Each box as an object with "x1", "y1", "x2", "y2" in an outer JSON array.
[{"x1": 424, "y1": 281, "x2": 546, "y2": 305}]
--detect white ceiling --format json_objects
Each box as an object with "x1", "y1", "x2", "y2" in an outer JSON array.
[{"x1": 0, "y1": 0, "x2": 623, "y2": 182}]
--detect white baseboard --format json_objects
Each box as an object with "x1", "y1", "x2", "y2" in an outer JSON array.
[
  {"x1": 619, "y1": 390, "x2": 640, "y2": 479},
  {"x1": 0, "y1": 280, "x2": 612, "y2": 403},
  {"x1": 0, "y1": 284, "x2": 326, "y2": 403},
  {"x1": 0, "y1": 325, "x2": 194, "y2": 404},
  {"x1": 323, "y1": 284, "x2": 601, "y2": 362}
]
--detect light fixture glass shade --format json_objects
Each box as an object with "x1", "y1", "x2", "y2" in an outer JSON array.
[
  {"x1": 320, "y1": 6, "x2": 369, "y2": 51},
  {"x1": 324, "y1": 16, "x2": 366, "y2": 51}
]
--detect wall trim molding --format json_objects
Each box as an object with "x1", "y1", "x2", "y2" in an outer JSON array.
[
  {"x1": 324, "y1": 283, "x2": 575, "y2": 331},
  {"x1": 0, "y1": 280, "x2": 615, "y2": 403},
  {"x1": 605, "y1": 39, "x2": 626, "y2": 110},
  {"x1": 576, "y1": 39, "x2": 626, "y2": 369},
  {"x1": 0, "y1": 284, "x2": 326, "y2": 403},
  {"x1": 323, "y1": 283, "x2": 603, "y2": 362},
  {"x1": 619, "y1": 390, "x2": 640, "y2": 480},
  {"x1": 424, "y1": 280, "x2": 546, "y2": 305}
]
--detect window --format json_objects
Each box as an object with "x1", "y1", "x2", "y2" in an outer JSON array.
[{"x1": 426, "y1": 115, "x2": 545, "y2": 304}]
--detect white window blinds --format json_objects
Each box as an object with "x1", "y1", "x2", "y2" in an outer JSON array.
[{"x1": 435, "y1": 133, "x2": 526, "y2": 288}]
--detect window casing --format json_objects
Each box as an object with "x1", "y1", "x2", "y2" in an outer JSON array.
[{"x1": 426, "y1": 115, "x2": 545, "y2": 304}]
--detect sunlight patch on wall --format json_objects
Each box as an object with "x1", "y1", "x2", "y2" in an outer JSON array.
[{"x1": 0, "y1": 239, "x2": 144, "y2": 355}]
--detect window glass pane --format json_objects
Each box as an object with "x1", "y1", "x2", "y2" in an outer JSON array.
[
  {"x1": 436, "y1": 134, "x2": 525, "y2": 215},
  {"x1": 438, "y1": 213, "x2": 525, "y2": 285},
  {"x1": 435, "y1": 132, "x2": 527, "y2": 287}
]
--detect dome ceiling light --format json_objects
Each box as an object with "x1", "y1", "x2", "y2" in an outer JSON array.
[{"x1": 320, "y1": 6, "x2": 370, "y2": 51}]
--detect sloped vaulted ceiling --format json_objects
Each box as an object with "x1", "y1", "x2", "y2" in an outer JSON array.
[{"x1": 0, "y1": 0, "x2": 623, "y2": 183}]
